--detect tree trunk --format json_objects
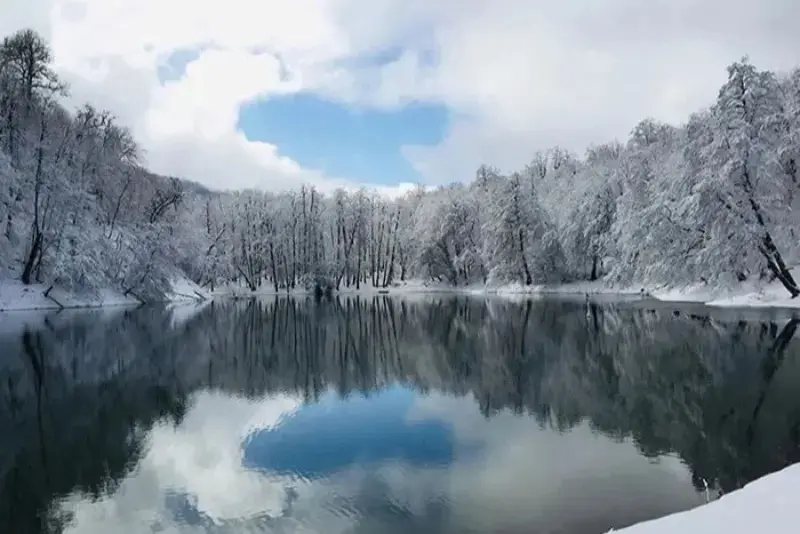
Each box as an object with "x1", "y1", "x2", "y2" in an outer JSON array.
[
  {"x1": 269, "y1": 242, "x2": 279, "y2": 292},
  {"x1": 741, "y1": 166, "x2": 800, "y2": 297},
  {"x1": 759, "y1": 243, "x2": 799, "y2": 297},
  {"x1": 518, "y1": 229, "x2": 532, "y2": 285},
  {"x1": 237, "y1": 266, "x2": 257, "y2": 292},
  {"x1": 356, "y1": 242, "x2": 362, "y2": 290},
  {"x1": 22, "y1": 117, "x2": 47, "y2": 285},
  {"x1": 21, "y1": 231, "x2": 42, "y2": 285}
]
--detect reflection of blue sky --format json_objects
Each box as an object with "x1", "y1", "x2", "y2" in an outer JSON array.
[
  {"x1": 242, "y1": 386, "x2": 457, "y2": 478},
  {"x1": 53, "y1": 390, "x2": 703, "y2": 534}
]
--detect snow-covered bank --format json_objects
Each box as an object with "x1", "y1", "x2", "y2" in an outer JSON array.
[
  {"x1": 3, "y1": 277, "x2": 628, "y2": 309},
  {"x1": 478, "y1": 270, "x2": 800, "y2": 310},
  {"x1": 475, "y1": 280, "x2": 643, "y2": 298},
  {"x1": 5, "y1": 269, "x2": 792, "y2": 312},
  {"x1": 208, "y1": 279, "x2": 462, "y2": 298},
  {"x1": 612, "y1": 462, "x2": 798, "y2": 534},
  {"x1": 204, "y1": 269, "x2": 800, "y2": 311},
  {"x1": 168, "y1": 278, "x2": 213, "y2": 303},
  {"x1": 416, "y1": 271, "x2": 800, "y2": 310},
  {"x1": 0, "y1": 278, "x2": 211, "y2": 312},
  {"x1": 651, "y1": 267, "x2": 800, "y2": 310},
  {"x1": 210, "y1": 278, "x2": 642, "y2": 297}
]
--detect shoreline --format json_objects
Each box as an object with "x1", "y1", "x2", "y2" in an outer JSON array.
[
  {"x1": 2, "y1": 273, "x2": 800, "y2": 313},
  {"x1": 0, "y1": 278, "x2": 211, "y2": 313},
  {"x1": 206, "y1": 275, "x2": 800, "y2": 310}
]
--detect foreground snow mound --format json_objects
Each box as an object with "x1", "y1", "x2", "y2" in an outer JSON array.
[{"x1": 613, "y1": 462, "x2": 799, "y2": 534}]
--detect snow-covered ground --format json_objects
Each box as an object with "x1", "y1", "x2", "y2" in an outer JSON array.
[
  {"x1": 0, "y1": 277, "x2": 210, "y2": 312},
  {"x1": 207, "y1": 278, "x2": 461, "y2": 298},
  {"x1": 473, "y1": 280, "x2": 644, "y2": 299},
  {"x1": 470, "y1": 270, "x2": 800, "y2": 310},
  {"x1": 394, "y1": 272, "x2": 800, "y2": 310},
  {"x1": 205, "y1": 271, "x2": 800, "y2": 310},
  {"x1": 210, "y1": 278, "x2": 643, "y2": 298},
  {"x1": 611, "y1": 462, "x2": 798, "y2": 534},
  {"x1": 7, "y1": 266, "x2": 797, "y2": 313},
  {"x1": 651, "y1": 268, "x2": 800, "y2": 309},
  {"x1": 167, "y1": 277, "x2": 213, "y2": 302}
]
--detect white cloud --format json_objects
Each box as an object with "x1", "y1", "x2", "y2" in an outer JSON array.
[
  {"x1": 367, "y1": 0, "x2": 800, "y2": 182},
  {"x1": 0, "y1": 0, "x2": 54, "y2": 42},
  {"x1": 146, "y1": 49, "x2": 293, "y2": 140},
  {"x1": 5, "y1": 0, "x2": 800, "y2": 191}
]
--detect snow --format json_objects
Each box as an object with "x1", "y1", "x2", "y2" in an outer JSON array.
[
  {"x1": 650, "y1": 283, "x2": 713, "y2": 303},
  {"x1": 0, "y1": 280, "x2": 140, "y2": 311},
  {"x1": 0, "y1": 277, "x2": 210, "y2": 312},
  {"x1": 203, "y1": 270, "x2": 800, "y2": 312},
  {"x1": 207, "y1": 279, "x2": 461, "y2": 298},
  {"x1": 207, "y1": 279, "x2": 631, "y2": 299},
  {"x1": 395, "y1": 267, "x2": 800, "y2": 310},
  {"x1": 342, "y1": 279, "x2": 459, "y2": 295},
  {"x1": 7, "y1": 265, "x2": 798, "y2": 314},
  {"x1": 612, "y1": 462, "x2": 799, "y2": 534},
  {"x1": 209, "y1": 280, "x2": 309, "y2": 298},
  {"x1": 167, "y1": 277, "x2": 212, "y2": 302},
  {"x1": 0, "y1": 281, "x2": 61, "y2": 311},
  {"x1": 483, "y1": 280, "x2": 643, "y2": 296},
  {"x1": 651, "y1": 268, "x2": 800, "y2": 310}
]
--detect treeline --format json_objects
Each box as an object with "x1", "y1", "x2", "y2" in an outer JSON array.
[
  {"x1": 0, "y1": 29, "x2": 208, "y2": 301},
  {"x1": 3, "y1": 28, "x2": 800, "y2": 297},
  {"x1": 193, "y1": 58, "x2": 800, "y2": 295}
]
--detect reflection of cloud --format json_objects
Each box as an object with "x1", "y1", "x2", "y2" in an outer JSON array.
[
  {"x1": 60, "y1": 392, "x2": 302, "y2": 532},
  {"x1": 58, "y1": 388, "x2": 702, "y2": 534},
  {"x1": 149, "y1": 392, "x2": 302, "y2": 519},
  {"x1": 410, "y1": 392, "x2": 704, "y2": 533}
]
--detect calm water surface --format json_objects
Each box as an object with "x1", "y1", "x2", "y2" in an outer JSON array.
[{"x1": 2, "y1": 296, "x2": 800, "y2": 534}]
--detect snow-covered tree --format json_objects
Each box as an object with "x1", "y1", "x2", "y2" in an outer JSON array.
[
  {"x1": 3, "y1": 30, "x2": 800, "y2": 298},
  {"x1": 687, "y1": 60, "x2": 799, "y2": 294}
]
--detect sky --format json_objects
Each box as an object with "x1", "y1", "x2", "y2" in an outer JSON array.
[{"x1": 3, "y1": 0, "x2": 800, "y2": 195}]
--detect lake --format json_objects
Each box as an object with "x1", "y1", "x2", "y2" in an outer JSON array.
[{"x1": 1, "y1": 295, "x2": 800, "y2": 534}]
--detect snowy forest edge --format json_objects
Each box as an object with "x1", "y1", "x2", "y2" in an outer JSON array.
[{"x1": 2, "y1": 29, "x2": 800, "y2": 309}]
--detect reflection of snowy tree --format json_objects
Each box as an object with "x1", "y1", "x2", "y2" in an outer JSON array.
[{"x1": 2, "y1": 295, "x2": 799, "y2": 531}]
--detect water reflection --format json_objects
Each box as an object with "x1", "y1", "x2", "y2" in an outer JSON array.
[
  {"x1": 1, "y1": 296, "x2": 799, "y2": 533},
  {"x1": 243, "y1": 387, "x2": 457, "y2": 478}
]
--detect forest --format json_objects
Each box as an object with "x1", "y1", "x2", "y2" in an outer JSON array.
[{"x1": 2, "y1": 28, "x2": 800, "y2": 300}]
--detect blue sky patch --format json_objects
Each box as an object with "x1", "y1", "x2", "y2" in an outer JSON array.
[
  {"x1": 237, "y1": 93, "x2": 449, "y2": 184},
  {"x1": 157, "y1": 47, "x2": 205, "y2": 83}
]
